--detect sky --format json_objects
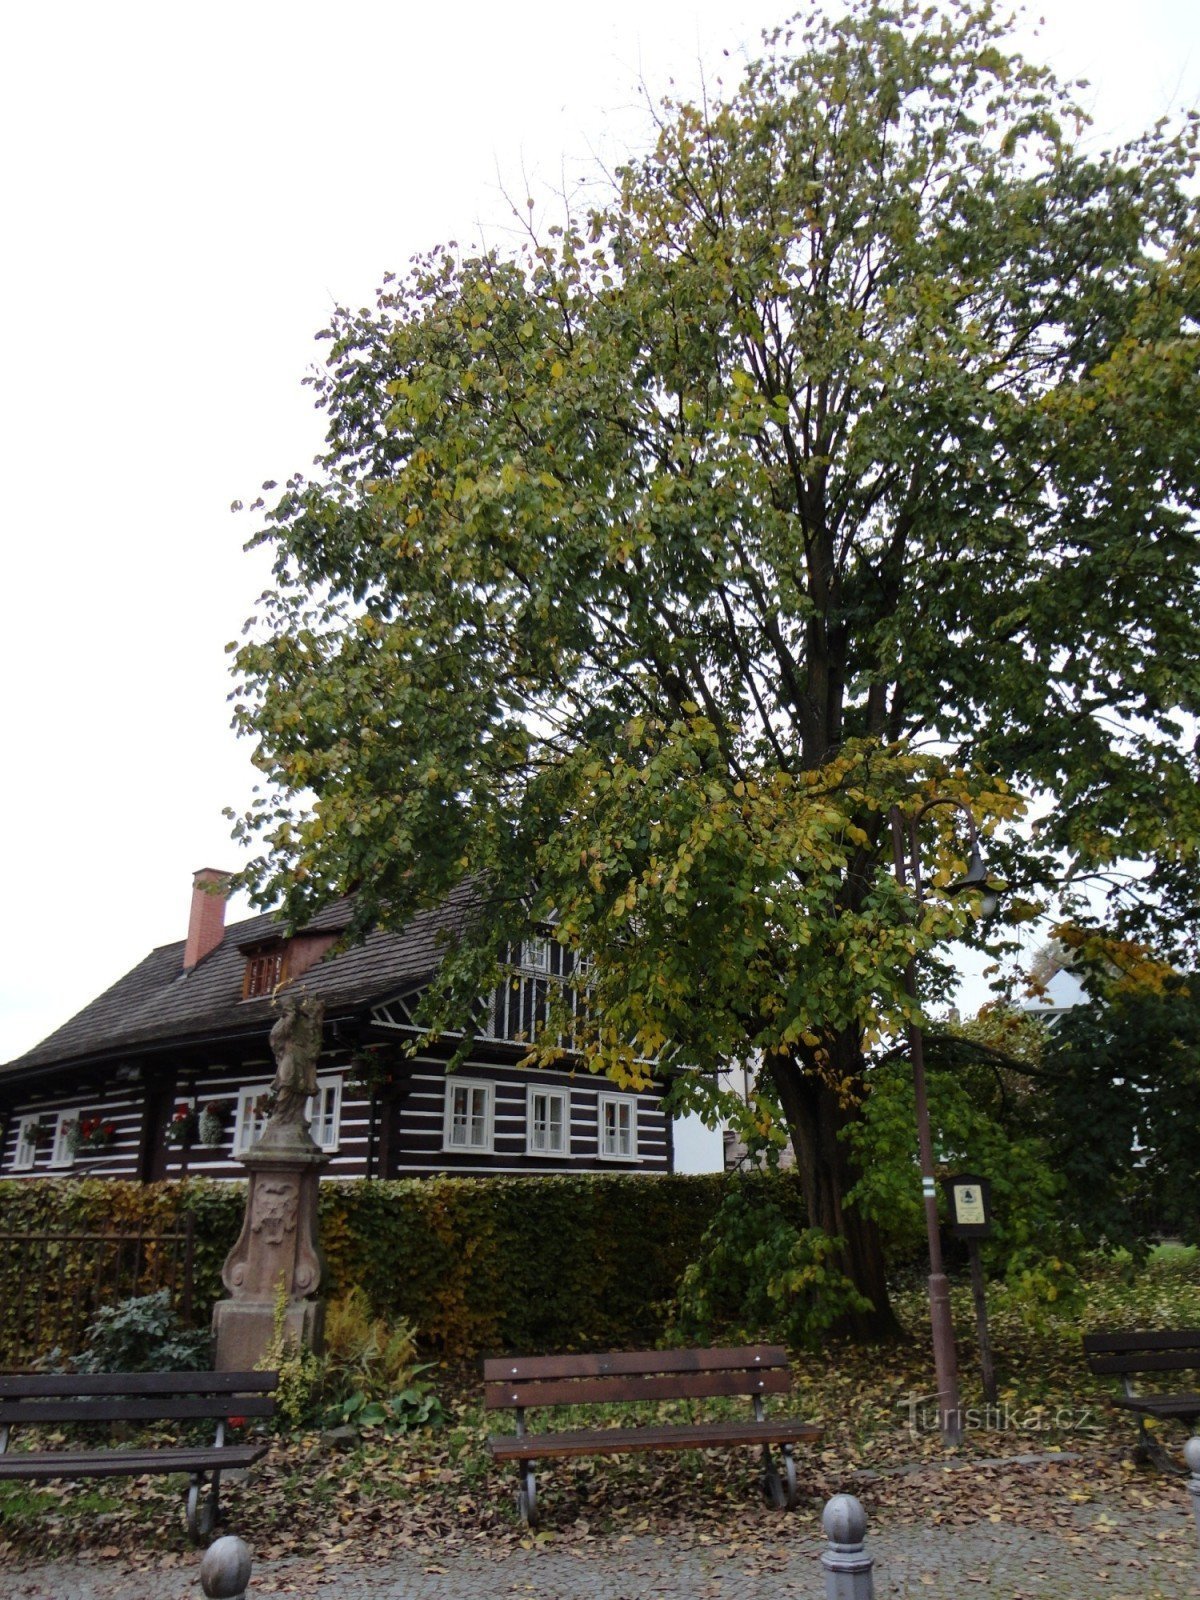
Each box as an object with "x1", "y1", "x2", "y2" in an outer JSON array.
[{"x1": 2, "y1": 0, "x2": 1198, "y2": 1118}]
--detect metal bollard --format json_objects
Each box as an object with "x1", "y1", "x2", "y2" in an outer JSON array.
[
  {"x1": 201, "y1": 1535, "x2": 253, "y2": 1600},
  {"x1": 821, "y1": 1493, "x2": 874, "y2": 1600},
  {"x1": 1186, "y1": 1436, "x2": 1200, "y2": 1552}
]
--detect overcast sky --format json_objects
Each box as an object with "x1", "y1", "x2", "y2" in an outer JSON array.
[{"x1": 2, "y1": 0, "x2": 1197, "y2": 1070}]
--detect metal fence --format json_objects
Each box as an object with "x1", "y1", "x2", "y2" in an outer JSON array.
[{"x1": 0, "y1": 1220, "x2": 195, "y2": 1371}]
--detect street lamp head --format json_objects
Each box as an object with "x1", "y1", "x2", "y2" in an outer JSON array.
[
  {"x1": 954, "y1": 843, "x2": 989, "y2": 892},
  {"x1": 977, "y1": 886, "x2": 1001, "y2": 920},
  {"x1": 946, "y1": 843, "x2": 1002, "y2": 921}
]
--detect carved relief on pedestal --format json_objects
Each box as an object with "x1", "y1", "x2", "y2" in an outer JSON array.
[
  {"x1": 220, "y1": 1161, "x2": 324, "y2": 1301},
  {"x1": 250, "y1": 1177, "x2": 300, "y2": 1246}
]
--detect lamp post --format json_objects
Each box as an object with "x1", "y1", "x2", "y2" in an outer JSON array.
[{"x1": 890, "y1": 799, "x2": 1000, "y2": 1448}]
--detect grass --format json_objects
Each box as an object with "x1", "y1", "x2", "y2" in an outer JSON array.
[{"x1": 0, "y1": 1482, "x2": 123, "y2": 1521}]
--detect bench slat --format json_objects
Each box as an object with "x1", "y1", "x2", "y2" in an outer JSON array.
[
  {"x1": 0, "y1": 1395, "x2": 276, "y2": 1425},
  {"x1": 1087, "y1": 1351, "x2": 1200, "y2": 1376},
  {"x1": 482, "y1": 1346, "x2": 788, "y2": 1383},
  {"x1": 489, "y1": 1418, "x2": 822, "y2": 1460},
  {"x1": 485, "y1": 1367, "x2": 791, "y2": 1410},
  {"x1": 0, "y1": 1371, "x2": 277, "y2": 1397},
  {"x1": 1110, "y1": 1393, "x2": 1200, "y2": 1418},
  {"x1": 1082, "y1": 1331, "x2": 1200, "y2": 1356},
  {"x1": 0, "y1": 1444, "x2": 269, "y2": 1480}
]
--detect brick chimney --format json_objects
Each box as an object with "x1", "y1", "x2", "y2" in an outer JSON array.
[{"x1": 183, "y1": 867, "x2": 232, "y2": 970}]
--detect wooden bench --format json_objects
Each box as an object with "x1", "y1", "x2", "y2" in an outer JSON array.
[
  {"x1": 1083, "y1": 1329, "x2": 1200, "y2": 1461},
  {"x1": 483, "y1": 1344, "x2": 822, "y2": 1525},
  {"x1": 0, "y1": 1370, "x2": 277, "y2": 1541}
]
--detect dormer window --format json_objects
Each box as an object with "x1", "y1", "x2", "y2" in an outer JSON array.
[
  {"x1": 243, "y1": 943, "x2": 287, "y2": 999},
  {"x1": 239, "y1": 929, "x2": 339, "y2": 1000}
]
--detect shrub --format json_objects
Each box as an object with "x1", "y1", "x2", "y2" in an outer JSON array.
[
  {"x1": 0, "y1": 1171, "x2": 747, "y2": 1359},
  {"x1": 323, "y1": 1287, "x2": 421, "y2": 1398},
  {"x1": 258, "y1": 1281, "x2": 326, "y2": 1432},
  {"x1": 313, "y1": 1171, "x2": 731, "y2": 1353},
  {"x1": 323, "y1": 1287, "x2": 448, "y2": 1429},
  {"x1": 672, "y1": 1181, "x2": 868, "y2": 1348},
  {"x1": 251, "y1": 1287, "x2": 446, "y2": 1436},
  {"x1": 72, "y1": 1290, "x2": 211, "y2": 1374},
  {"x1": 843, "y1": 1055, "x2": 1082, "y2": 1317}
]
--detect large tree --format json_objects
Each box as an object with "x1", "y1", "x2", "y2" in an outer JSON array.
[{"x1": 231, "y1": 0, "x2": 1200, "y2": 1333}]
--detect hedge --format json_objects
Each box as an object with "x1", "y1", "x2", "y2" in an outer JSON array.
[{"x1": 0, "y1": 1170, "x2": 805, "y2": 1358}]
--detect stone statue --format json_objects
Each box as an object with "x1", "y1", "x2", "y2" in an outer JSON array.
[
  {"x1": 214, "y1": 989, "x2": 329, "y2": 1370},
  {"x1": 266, "y1": 994, "x2": 325, "y2": 1130}
]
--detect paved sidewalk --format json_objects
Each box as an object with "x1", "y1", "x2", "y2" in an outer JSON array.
[{"x1": 5, "y1": 1504, "x2": 1199, "y2": 1600}]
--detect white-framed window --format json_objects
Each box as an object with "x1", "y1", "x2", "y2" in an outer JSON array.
[
  {"x1": 232, "y1": 1076, "x2": 343, "y2": 1156},
  {"x1": 526, "y1": 1086, "x2": 569, "y2": 1156},
  {"x1": 598, "y1": 1093, "x2": 638, "y2": 1160},
  {"x1": 11, "y1": 1115, "x2": 41, "y2": 1172},
  {"x1": 521, "y1": 937, "x2": 553, "y2": 972},
  {"x1": 309, "y1": 1077, "x2": 342, "y2": 1152},
  {"x1": 442, "y1": 1078, "x2": 494, "y2": 1153},
  {"x1": 233, "y1": 1085, "x2": 272, "y2": 1155},
  {"x1": 50, "y1": 1110, "x2": 80, "y2": 1169}
]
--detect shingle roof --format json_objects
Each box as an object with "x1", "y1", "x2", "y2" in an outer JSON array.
[{"x1": 2, "y1": 883, "x2": 480, "y2": 1076}]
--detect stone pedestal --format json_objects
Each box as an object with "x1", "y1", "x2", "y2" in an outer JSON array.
[{"x1": 212, "y1": 1123, "x2": 329, "y2": 1372}]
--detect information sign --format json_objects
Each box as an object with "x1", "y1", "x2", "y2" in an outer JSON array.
[{"x1": 941, "y1": 1172, "x2": 992, "y2": 1238}]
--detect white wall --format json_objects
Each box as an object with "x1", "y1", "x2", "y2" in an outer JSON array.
[{"x1": 672, "y1": 1113, "x2": 725, "y2": 1174}]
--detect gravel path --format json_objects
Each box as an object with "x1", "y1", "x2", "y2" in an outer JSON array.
[{"x1": 4, "y1": 1496, "x2": 1198, "y2": 1600}]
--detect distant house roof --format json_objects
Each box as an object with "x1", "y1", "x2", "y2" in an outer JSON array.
[
  {"x1": 1, "y1": 883, "x2": 480, "y2": 1080},
  {"x1": 1021, "y1": 966, "x2": 1088, "y2": 1021}
]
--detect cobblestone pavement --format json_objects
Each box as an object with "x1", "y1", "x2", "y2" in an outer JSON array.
[{"x1": 4, "y1": 1500, "x2": 1198, "y2": 1600}]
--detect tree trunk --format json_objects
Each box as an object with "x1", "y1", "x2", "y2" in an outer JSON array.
[{"x1": 767, "y1": 1042, "x2": 901, "y2": 1341}]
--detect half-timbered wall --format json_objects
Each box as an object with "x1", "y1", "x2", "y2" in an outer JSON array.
[
  {"x1": 0, "y1": 1076, "x2": 149, "y2": 1182},
  {"x1": 158, "y1": 1051, "x2": 373, "y2": 1182},
  {"x1": 390, "y1": 1054, "x2": 670, "y2": 1176},
  {"x1": 0, "y1": 1051, "x2": 672, "y2": 1181}
]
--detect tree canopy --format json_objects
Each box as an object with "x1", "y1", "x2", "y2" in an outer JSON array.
[
  {"x1": 1028, "y1": 946, "x2": 1200, "y2": 1254},
  {"x1": 230, "y1": 0, "x2": 1200, "y2": 1323}
]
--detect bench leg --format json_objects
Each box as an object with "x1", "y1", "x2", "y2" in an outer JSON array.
[
  {"x1": 1132, "y1": 1432, "x2": 1189, "y2": 1477},
  {"x1": 516, "y1": 1460, "x2": 538, "y2": 1529},
  {"x1": 781, "y1": 1443, "x2": 797, "y2": 1510},
  {"x1": 186, "y1": 1470, "x2": 221, "y2": 1544},
  {"x1": 1121, "y1": 1406, "x2": 1189, "y2": 1477},
  {"x1": 760, "y1": 1444, "x2": 797, "y2": 1512}
]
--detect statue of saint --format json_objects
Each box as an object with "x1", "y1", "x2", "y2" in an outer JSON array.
[{"x1": 266, "y1": 995, "x2": 325, "y2": 1131}]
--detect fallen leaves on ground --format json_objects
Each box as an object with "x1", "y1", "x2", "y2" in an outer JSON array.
[{"x1": 1, "y1": 1263, "x2": 1198, "y2": 1585}]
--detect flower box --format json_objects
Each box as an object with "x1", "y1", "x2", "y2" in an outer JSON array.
[
  {"x1": 65, "y1": 1115, "x2": 117, "y2": 1156},
  {"x1": 164, "y1": 1105, "x2": 198, "y2": 1148},
  {"x1": 198, "y1": 1099, "x2": 235, "y2": 1147}
]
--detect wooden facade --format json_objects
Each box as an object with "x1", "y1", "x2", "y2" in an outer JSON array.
[{"x1": 0, "y1": 1051, "x2": 671, "y2": 1184}]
